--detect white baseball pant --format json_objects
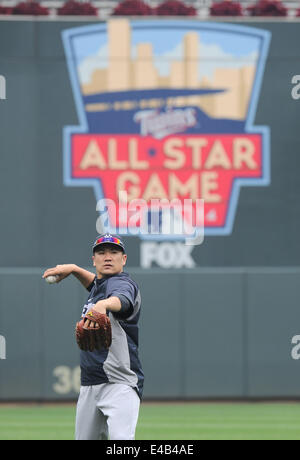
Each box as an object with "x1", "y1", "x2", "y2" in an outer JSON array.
[{"x1": 75, "y1": 383, "x2": 140, "y2": 440}]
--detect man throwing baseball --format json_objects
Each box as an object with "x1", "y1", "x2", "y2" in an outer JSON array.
[{"x1": 43, "y1": 234, "x2": 144, "y2": 440}]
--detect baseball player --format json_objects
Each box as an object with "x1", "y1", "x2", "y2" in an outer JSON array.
[{"x1": 42, "y1": 234, "x2": 144, "y2": 440}]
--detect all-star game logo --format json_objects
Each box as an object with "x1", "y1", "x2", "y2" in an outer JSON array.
[{"x1": 62, "y1": 19, "x2": 271, "y2": 239}]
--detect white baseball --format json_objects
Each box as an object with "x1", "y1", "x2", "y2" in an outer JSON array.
[{"x1": 45, "y1": 275, "x2": 59, "y2": 284}]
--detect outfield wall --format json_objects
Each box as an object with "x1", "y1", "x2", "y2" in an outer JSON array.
[
  {"x1": 0, "y1": 18, "x2": 300, "y2": 400},
  {"x1": 0, "y1": 268, "x2": 299, "y2": 400}
]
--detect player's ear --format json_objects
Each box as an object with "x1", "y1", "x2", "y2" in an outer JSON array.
[
  {"x1": 92, "y1": 255, "x2": 96, "y2": 267},
  {"x1": 122, "y1": 254, "x2": 127, "y2": 266}
]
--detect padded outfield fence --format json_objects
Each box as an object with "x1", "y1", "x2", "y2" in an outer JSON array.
[{"x1": 0, "y1": 267, "x2": 300, "y2": 400}]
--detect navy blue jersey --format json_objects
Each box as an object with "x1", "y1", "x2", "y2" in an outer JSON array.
[{"x1": 80, "y1": 272, "x2": 144, "y2": 399}]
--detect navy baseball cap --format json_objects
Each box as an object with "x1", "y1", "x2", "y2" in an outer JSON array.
[{"x1": 92, "y1": 234, "x2": 126, "y2": 253}]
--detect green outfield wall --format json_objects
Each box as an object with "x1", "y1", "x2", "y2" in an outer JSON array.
[
  {"x1": 0, "y1": 267, "x2": 299, "y2": 400},
  {"x1": 0, "y1": 18, "x2": 300, "y2": 399}
]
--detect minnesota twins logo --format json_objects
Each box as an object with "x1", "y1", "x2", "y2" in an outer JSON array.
[{"x1": 62, "y1": 19, "x2": 271, "y2": 238}]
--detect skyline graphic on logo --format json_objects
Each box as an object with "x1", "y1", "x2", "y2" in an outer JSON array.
[{"x1": 62, "y1": 19, "x2": 271, "y2": 238}]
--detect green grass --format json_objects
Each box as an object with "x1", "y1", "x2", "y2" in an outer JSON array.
[{"x1": 1, "y1": 402, "x2": 300, "y2": 440}]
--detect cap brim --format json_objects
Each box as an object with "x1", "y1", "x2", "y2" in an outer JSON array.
[{"x1": 93, "y1": 242, "x2": 125, "y2": 253}]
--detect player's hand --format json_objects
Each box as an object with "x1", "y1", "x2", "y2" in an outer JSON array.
[
  {"x1": 93, "y1": 301, "x2": 107, "y2": 315},
  {"x1": 42, "y1": 264, "x2": 76, "y2": 283},
  {"x1": 85, "y1": 302, "x2": 107, "y2": 329}
]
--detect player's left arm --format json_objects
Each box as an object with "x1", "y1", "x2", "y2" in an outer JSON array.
[
  {"x1": 93, "y1": 295, "x2": 132, "y2": 318},
  {"x1": 92, "y1": 277, "x2": 136, "y2": 317},
  {"x1": 84, "y1": 296, "x2": 121, "y2": 329},
  {"x1": 86, "y1": 281, "x2": 135, "y2": 328},
  {"x1": 93, "y1": 296, "x2": 121, "y2": 315}
]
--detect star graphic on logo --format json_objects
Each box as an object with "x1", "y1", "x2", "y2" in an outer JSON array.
[{"x1": 147, "y1": 148, "x2": 157, "y2": 157}]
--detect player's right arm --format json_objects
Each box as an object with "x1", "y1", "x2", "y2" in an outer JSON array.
[{"x1": 42, "y1": 264, "x2": 95, "y2": 289}]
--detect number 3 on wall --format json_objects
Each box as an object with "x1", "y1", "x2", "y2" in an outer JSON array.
[{"x1": 53, "y1": 366, "x2": 81, "y2": 395}]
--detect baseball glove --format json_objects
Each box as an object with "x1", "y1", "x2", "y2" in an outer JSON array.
[{"x1": 75, "y1": 309, "x2": 112, "y2": 352}]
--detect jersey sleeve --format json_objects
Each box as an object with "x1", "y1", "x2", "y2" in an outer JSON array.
[
  {"x1": 106, "y1": 277, "x2": 138, "y2": 320},
  {"x1": 113, "y1": 294, "x2": 133, "y2": 320},
  {"x1": 86, "y1": 277, "x2": 96, "y2": 292}
]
